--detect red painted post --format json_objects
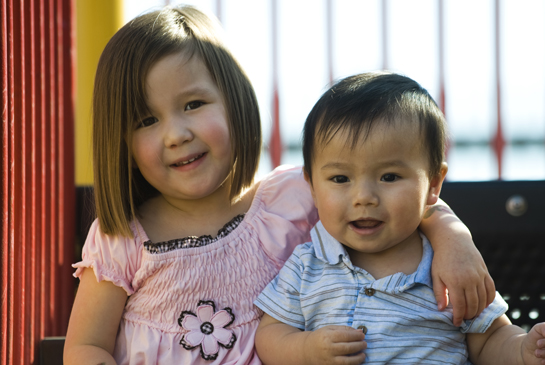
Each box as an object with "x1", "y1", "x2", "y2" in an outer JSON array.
[
  {"x1": 437, "y1": 0, "x2": 450, "y2": 160},
  {"x1": 494, "y1": 0, "x2": 505, "y2": 179},
  {"x1": 270, "y1": 0, "x2": 282, "y2": 168},
  {"x1": 0, "y1": 4, "x2": 8, "y2": 360},
  {"x1": 0, "y1": 0, "x2": 75, "y2": 363}
]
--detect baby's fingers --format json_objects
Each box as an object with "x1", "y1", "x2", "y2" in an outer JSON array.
[
  {"x1": 332, "y1": 351, "x2": 367, "y2": 365},
  {"x1": 331, "y1": 339, "x2": 367, "y2": 365},
  {"x1": 329, "y1": 326, "x2": 366, "y2": 343},
  {"x1": 332, "y1": 339, "x2": 367, "y2": 356}
]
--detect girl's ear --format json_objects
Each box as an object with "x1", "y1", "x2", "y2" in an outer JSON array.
[
  {"x1": 426, "y1": 162, "x2": 448, "y2": 206},
  {"x1": 130, "y1": 154, "x2": 139, "y2": 170}
]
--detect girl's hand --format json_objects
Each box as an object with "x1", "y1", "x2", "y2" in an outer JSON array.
[
  {"x1": 420, "y1": 202, "x2": 496, "y2": 327},
  {"x1": 303, "y1": 326, "x2": 367, "y2": 365},
  {"x1": 430, "y1": 235, "x2": 495, "y2": 326}
]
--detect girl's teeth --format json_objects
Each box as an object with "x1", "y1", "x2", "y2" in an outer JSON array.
[{"x1": 176, "y1": 154, "x2": 202, "y2": 166}]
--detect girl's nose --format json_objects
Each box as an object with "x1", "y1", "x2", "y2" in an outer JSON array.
[
  {"x1": 353, "y1": 182, "x2": 379, "y2": 207},
  {"x1": 163, "y1": 117, "x2": 193, "y2": 148}
]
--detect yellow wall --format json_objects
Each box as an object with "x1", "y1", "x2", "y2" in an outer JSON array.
[{"x1": 76, "y1": 0, "x2": 124, "y2": 185}]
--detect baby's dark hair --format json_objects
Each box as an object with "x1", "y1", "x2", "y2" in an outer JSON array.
[
  {"x1": 302, "y1": 72, "x2": 447, "y2": 181},
  {"x1": 93, "y1": 5, "x2": 261, "y2": 237}
]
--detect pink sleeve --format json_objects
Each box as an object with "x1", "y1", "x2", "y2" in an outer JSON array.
[
  {"x1": 255, "y1": 165, "x2": 319, "y2": 265},
  {"x1": 72, "y1": 219, "x2": 143, "y2": 295}
]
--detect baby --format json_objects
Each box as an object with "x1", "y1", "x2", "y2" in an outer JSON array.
[{"x1": 254, "y1": 72, "x2": 545, "y2": 364}]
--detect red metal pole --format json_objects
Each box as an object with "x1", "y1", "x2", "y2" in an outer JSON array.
[
  {"x1": 39, "y1": 0, "x2": 49, "y2": 345},
  {"x1": 437, "y1": 0, "x2": 450, "y2": 162},
  {"x1": 58, "y1": 0, "x2": 76, "y2": 335},
  {"x1": 0, "y1": 0, "x2": 75, "y2": 363},
  {"x1": 9, "y1": 0, "x2": 19, "y2": 363},
  {"x1": 494, "y1": 0, "x2": 505, "y2": 179},
  {"x1": 3, "y1": 1, "x2": 14, "y2": 364},
  {"x1": 382, "y1": 0, "x2": 389, "y2": 70},
  {"x1": 48, "y1": 0, "x2": 59, "y2": 337},
  {"x1": 18, "y1": 0, "x2": 29, "y2": 362},
  {"x1": 0, "y1": 0, "x2": 8, "y2": 353},
  {"x1": 29, "y1": 0, "x2": 39, "y2": 361},
  {"x1": 0, "y1": 1, "x2": 7, "y2": 362},
  {"x1": 270, "y1": 0, "x2": 282, "y2": 168}
]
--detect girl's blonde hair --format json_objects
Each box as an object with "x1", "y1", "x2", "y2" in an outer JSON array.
[{"x1": 93, "y1": 5, "x2": 261, "y2": 237}]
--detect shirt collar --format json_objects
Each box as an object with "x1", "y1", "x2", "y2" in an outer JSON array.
[
  {"x1": 310, "y1": 220, "x2": 434, "y2": 291},
  {"x1": 310, "y1": 221, "x2": 348, "y2": 265}
]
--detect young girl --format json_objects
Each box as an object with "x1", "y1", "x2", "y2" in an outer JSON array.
[{"x1": 64, "y1": 5, "x2": 495, "y2": 365}]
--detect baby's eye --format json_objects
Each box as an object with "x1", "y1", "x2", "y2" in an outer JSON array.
[
  {"x1": 331, "y1": 175, "x2": 349, "y2": 183},
  {"x1": 185, "y1": 101, "x2": 204, "y2": 110},
  {"x1": 381, "y1": 173, "x2": 399, "y2": 182},
  {"x1": 139, "y1": 116, "x2": 158, "y2": 128}
]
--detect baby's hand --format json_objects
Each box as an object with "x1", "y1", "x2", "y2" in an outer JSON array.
[
  {"x1": 522, "y1": 322, "x2": 545, "y2": 365},
  {"x1": 303, "y1": 325, "x2": 366, "y2": 365}
]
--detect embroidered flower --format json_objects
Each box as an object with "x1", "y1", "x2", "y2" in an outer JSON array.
[{"x1": 178, "y1": 300, "x2": 237, "y2": 360}]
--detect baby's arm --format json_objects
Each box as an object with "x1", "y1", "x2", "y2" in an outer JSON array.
[
  {"x1": 64, "y1": 268, "x2": 128, "y2": 365},
  {"x1": 255, "y1": 313, "x2": 366, "y2": 365},
  {"x1": 420, "y1": 198, "x2": 495, "y2": 326},
  {"x1": 467, "y1": 315, "x2": 545, "y2": 365}
]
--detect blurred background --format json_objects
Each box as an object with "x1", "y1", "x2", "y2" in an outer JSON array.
[{"x1": 116, "y1": 0, "x2": 545, "y2": 181}]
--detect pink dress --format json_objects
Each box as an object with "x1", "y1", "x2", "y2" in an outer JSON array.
[{"x1": 73, "y1": 166, "x2": 318, "y2": 364}]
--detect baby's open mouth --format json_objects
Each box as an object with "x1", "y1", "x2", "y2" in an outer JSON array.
[
  {"x1": 351, "y1": 219, "x2": 382, "y2": 229},
  {"x1": 172, "y1": 153, "x2": 204, "y2": 167}
]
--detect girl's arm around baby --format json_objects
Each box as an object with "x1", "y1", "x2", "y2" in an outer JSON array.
[
  {"x1": 467, "y1": 315, "x2": 545, "y2": 365},
  {"x1": 255, "y1": 313, "x2": 367, "y2": 365},
  {"x1": 64, "y1": 268, "x2": 128, "y2": 365},
  {"x1": 420, "y1": 198, "x2": 496, "y2": 326}
]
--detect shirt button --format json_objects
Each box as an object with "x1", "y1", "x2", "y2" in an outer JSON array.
[
  {"x1": 364, "y1": 288, "x2": 375, "y2": 296},
  {"x1": 357, "y1": 325, "x2": 368, "y2": 334}
]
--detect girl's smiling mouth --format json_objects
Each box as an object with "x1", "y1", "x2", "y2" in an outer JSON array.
[{"x1": 171, "y1": 153, "x2": 205, "y2": 167}]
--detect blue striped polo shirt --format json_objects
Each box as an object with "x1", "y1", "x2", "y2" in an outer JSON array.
[{"x1": 255, "y1": 221, "x2": 508, "y2": 364}]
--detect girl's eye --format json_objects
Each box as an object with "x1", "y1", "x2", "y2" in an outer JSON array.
[
  {"x1": 381, "y1": 173, "x2": 399, "y2": 182},
  {"x1": 185, "y1": 101, "x2": 204, "y2": 110},
  {"x1": 139, "y1": 116, "x2": 158, "y2": 128},
  {"x1": 331, "y1": 175, "x2": 349, "y2": 183}
]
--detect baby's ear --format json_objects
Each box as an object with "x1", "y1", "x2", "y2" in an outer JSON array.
[
  {"x1": 303, "y1": 168, "x2": 318, "y2": 204},
  {"x1": 427, "y1": 162, "x2": 448, "y2": 206},
  {"x1": 303, "y1": 168, "x2": 311, "y2": 185}
]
